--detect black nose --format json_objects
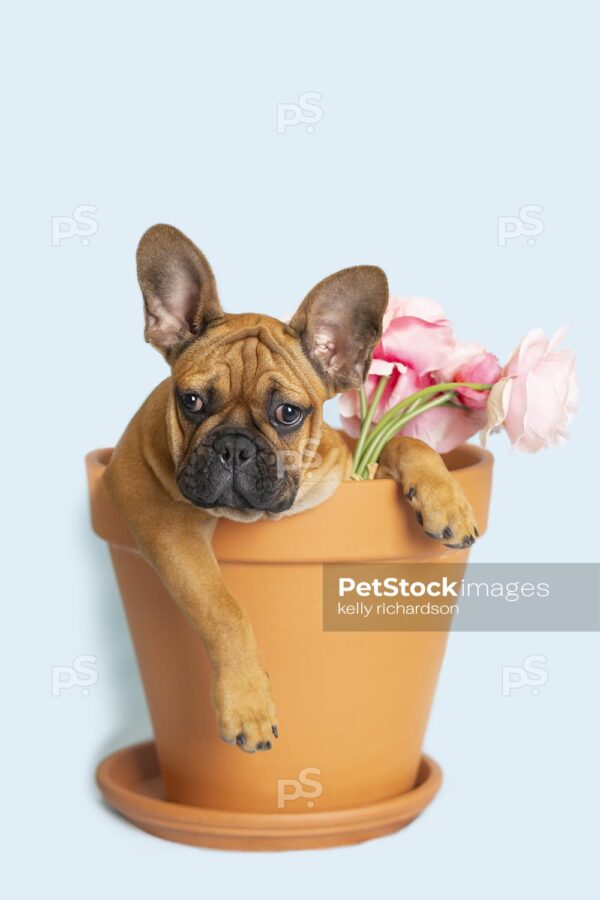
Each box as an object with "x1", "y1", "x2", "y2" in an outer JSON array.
[{"x1": 214, "y1": 432, "x2": 257, "y2": 470}]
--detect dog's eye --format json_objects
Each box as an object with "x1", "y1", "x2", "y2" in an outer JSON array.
[
  {"x1": 180, "y1": 392, "x2": 203, "y2": 414},
  {"x1": 274, "y1": 403, "x2": 303, "y2": 426}
]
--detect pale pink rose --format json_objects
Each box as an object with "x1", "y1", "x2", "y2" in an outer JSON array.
[
  {"x1": 481, "y1": 327, "x2": 578, "y2": 452},
  {"x1": 382, "y1": 295, "x2": 448, "y2": 330}
]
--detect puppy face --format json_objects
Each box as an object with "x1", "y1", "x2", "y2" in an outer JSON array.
[
  {"x1": 136, "y1": 225, "x2": 389, "y2": 520},
  {"x1": 169, "y1": 315, "x2": 328, "y2": 517}
]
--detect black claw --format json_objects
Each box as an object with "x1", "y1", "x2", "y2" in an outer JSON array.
[
  {"x1": 445, "y1": 534, "x2": 475, "y2": 549},
  {"x1": 425, "y1": 530, "x2": 442, "y2": 540},
  {"x1": 474, "y1": 526, "x2": 479, "y2": 537},
  {"x1": 272, "y1": 725, "x2": 279, "y2": 738},
  {"x1": 442, "y1": 526, "x2": 453, "y2": 539},
  {"x1": 416, "y1": 512, "x2": 424, "y2": 526},
  {"x1": 235, "y1": 733, "x2": 246, "y2": 746},
  {"x1": 256, "y1": 740, "x2": 272, "y2": 751},
  {"x1": 406, "y1": 487, "x2": 417, "y2": 501}
]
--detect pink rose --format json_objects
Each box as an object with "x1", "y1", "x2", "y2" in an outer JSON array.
[
  {"x1": 437, "y1": 341, "x2": 502, "y2": 409},
  {"x1": 381, "y1": 295, "x2": 448, "y2": 330},
  {"x1": 339, "y1": 296, "x2": 486, "y2": 452},
  {"x1": 339, "y1": 296, "x2": 454, "y2": 436},
  {"x1": 481, "y1": 327, "x2": 578, "y2": 452}
]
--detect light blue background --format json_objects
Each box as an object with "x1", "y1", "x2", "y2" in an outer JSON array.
[{"x1": 2, "y1": 1, "x2": 598, "y2": 897}]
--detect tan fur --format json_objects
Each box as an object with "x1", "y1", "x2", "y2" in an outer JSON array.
[{"x1": 105, "y1": 226, "x2": 477, "y2": 753}]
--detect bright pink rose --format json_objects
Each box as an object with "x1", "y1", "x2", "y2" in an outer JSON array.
[
  {"x1": 437, "y1": 341, "x2": 502, "y2": 409},
  {"x1": 481, "y1": 327, "x2": 578, "y2": 452},
  {"x1": 339, "y1": 296, "x2": 452, "y2": 435},
  {"x1": 339, "y1": 296, "x2": 486, "y2": 453},
  {"x1": 455, "y1": 352, "x2": 501, "y2": 408}
]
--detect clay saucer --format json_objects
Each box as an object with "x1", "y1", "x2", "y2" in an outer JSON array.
[{"x1": 97, "y1": 741, "x2": 442, "y2": 851}]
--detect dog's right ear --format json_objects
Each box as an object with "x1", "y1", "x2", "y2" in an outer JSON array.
[
  {"x1": 289, "y1": 265, "x2": 388, "y2": 393},
  {"x1": 136, "y1": 224, "x2": 223, "y2": 361}
]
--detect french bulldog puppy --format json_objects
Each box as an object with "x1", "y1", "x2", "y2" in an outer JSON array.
[{"x1": 105, "y1": 225, "x2": 477, "y2": 753}]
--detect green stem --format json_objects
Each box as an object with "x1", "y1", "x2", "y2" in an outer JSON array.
[
  {"x1": 355, "y1": 379, "x2": 492, "y2": 474},
  {"x1": 359, "y1": 384, "x2": 367, "y2": 420},
  {"x1": 371, "y1": 381, "x2": 491, "y2": 439},
  {"x1": 355, "y1": 392, "x2": 455, "y2": 478},
  {"x1": 352, "y1": 375, "x2": 390, "y2": 474},
  {"x1": 354, "y1": 396, "x2": 418, "y2": 476}
]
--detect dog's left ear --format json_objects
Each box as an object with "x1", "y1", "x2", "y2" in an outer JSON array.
[
  {"x1": 137, "y1": 224, "x2": 223, "y2": 361},
  {"x1": 289, "y1": 266, "x2": 389, "y2": 392}
]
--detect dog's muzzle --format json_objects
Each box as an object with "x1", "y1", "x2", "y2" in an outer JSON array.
[{"x1": 177, "y1": 426, "x2": 297, "y2": 512}]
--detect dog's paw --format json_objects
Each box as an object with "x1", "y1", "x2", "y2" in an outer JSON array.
[
  {"x1": 212, "y1": 667, "x2": 279, "y2": 753},
  {"x1": 404, "y1": 475, "x2": 478, "y2": 549}
]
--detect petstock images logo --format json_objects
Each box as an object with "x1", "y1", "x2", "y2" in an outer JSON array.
[{"x1": 322, "y1": 563, "x2": 600, "y2": 632}]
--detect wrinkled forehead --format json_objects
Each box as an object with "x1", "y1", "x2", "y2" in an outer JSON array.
[{"x1": 172, "y1": 316, "x2": 324, "y2": 402}]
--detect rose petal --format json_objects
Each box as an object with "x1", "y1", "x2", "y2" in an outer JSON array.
[
  {"x1": 383, "y1": 296, "x2": 448, "y2": 329},
  {"x1": 401, "y1": 406, "x2": 486, "y2": 453},
  {"x1": 480, "y1": 378, "x2": 512, "y2": 446},
  {"x1": 381, "y1": 317, "x2": 455, "y2": 375}
]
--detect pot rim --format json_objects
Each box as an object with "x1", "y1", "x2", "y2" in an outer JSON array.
[{"x1": 86, "y1": 440, "x2": 493, "y2": 563}]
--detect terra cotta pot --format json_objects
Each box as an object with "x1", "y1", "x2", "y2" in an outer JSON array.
[{"x1": 86, "y1": 441, "x2": 493, "y2": 850}]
